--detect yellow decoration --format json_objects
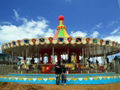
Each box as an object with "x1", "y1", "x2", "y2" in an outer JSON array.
[
  {"x1": 72, "y1": 78, "x2": 77, "y2": 81},
  {"x1": 49, "y1": 78, "x2": 54, "y2": 81},
  {"x1": 0, "y1": 76, "x2": 3, "y2": 78},
  {"x1": 12, "y1": 77, "x2": 15, "y2": 80},
  {"x1": 84, "y1": 78, "x2": 88, "y2": 80},
  {"x1": 94, "y1": 77, "x2": 98, "y2": 80},
  {"x1": 103, "y1": 76, "x2": 107, "y2": 80},
  {"x1": 18, "y1": 78, "x2": 23, "y2": 80},
  {"x1": 38, "y1": 78, "x2": 42, "y2": 80},
  {"x1": 28, "y1": 78, "x2": 32, "y2": 80},
  {"x1": 110, "y1": 76, "x2": 113, "y2": 78}
]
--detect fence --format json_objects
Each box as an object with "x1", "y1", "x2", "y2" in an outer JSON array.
[{"x1": 0, "y1": 62, "x2": 117, "y2": 75}]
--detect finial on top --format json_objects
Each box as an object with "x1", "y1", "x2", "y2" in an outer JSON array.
[{"x1": 58, "y1": 16, "x2": 64, "y2": 21}]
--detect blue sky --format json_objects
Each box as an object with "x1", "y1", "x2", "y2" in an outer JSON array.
[{"x1": 0, "y1": 0, "x2": 120, "y2": 53}]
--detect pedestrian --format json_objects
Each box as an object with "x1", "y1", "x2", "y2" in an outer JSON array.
[
  {"x1": 55, "y1": 61, "x2": 62, "y2": 85},
  {"x1": 61, "y1": 63, "x2": 67, "y2": 85}
]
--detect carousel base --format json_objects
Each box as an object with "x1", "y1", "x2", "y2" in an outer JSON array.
[{"x1": 0, "y1": 72, "x2": 120, "y2": 84}]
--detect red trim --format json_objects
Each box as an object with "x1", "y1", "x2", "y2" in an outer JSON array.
[
  {"x1": 32, "y1": 39, "x2": 36, "y2": 44},
  {"x1": 67, "y1": 37, "x2": 72, "y2": 43}
]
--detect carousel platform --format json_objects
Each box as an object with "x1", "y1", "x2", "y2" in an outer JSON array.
[{"x1": 0, "y1": 72, "x2": 120, "y2": 84}]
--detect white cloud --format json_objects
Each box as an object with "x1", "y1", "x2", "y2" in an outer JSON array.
[
  {"x1": 13, "y1": 9, "x2": 27, "y2": 22},
  {"x1": 104, "y1": 27, "x2": 120, "y2": 43},
  {"x1": 111, "y1": 27, "x2": 120, "y2": 34},
  {"x1": 91, "y1": 31, "x2": 99, "y2": 38},
  {"x1": 104, "y1": 36, "x2": 120, "y2": 43},
  {"x1": 96, "y1": 23, "x2": 102, "y2": 28},
  {"x1": 91, "y1": 23, "x2": 102, "y2": 30},
  {"x1": 0, "y1": 9, "x2": 54, "y2": 53},
  {"x1": 0, "y1": 19, "x2": 53, "y2": 42},
  {"x1": 70, "y1": 31, "x2": 87, "y2": 37},
  {"x1": 13, "y1": 9, "x2": 19, "y2": 20}
]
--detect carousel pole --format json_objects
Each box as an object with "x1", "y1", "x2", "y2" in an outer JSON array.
[
  {"x1": 39, "y1": 46, "x2": 41, "y2": 64},
  {"x1": 76, "y1": 52, "x2": 79, "y2": 63},
  {"x1": 93, "y1": 45, "x2": 96, "y2": 73},
  {"x1": 82, "y1": 47, "x2": 83, "y2": 64},
  {"x1": 68, "y1": 46, "x2": 71, "y2": 63},
  {"x1": 48, "y1": 54, "x2": 52, "y2": 64},
  {"x1": 83, "y1": 47, "x2": 85, "y2": 65},
  {"x1": 88, "y1": 44, "x2": 91, "y2": 73},
  {"x1": 95, "y1": 45, "x2": 99, "y2": 73},
  {"x1": 37, "y1": 46, "x2": 40, "y2": 64},
  {"x1": 11, "y1": 48, "x2": 14, "y2": 74},
  {"x1": 95, "y1": 44, "x2": 99, "y2": 73},
  {"x1": 104, "y1": 46, "x2": 106, "y2": 65},
  {"x1": 82, "y1": 47, "x2": 85, "y2": 73},
  {"x1": 52, "y1": 46, "x2": 55, "y2": 64},
  {"x1": 41, "y1": 54, "x2": 44, "y2": 64},
  {"x1": 87, "y1": 45, "x2": 90, "y2": 73},
  {"x1": 25, "y1": 46, "x2": 28, "y2": 58},
  {"x1": 57, "y1": 53, "x2": 61, "y2": 63}
]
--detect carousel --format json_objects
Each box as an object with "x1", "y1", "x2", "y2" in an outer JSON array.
[{"x1": 1, "y1": 16, "x2": 120, "y2": 84}]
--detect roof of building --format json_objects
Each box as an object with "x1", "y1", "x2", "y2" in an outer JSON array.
[{"x1": 54, "y1": 16, "x2": 70, "y2": 38}]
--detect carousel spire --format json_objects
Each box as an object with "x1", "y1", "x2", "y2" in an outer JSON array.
[{"x1": 53, "y1": 16, "x2": 70, "y2": 38}]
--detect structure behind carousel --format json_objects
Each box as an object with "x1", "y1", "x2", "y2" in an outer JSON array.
[{"x1": 0, "y1": 16, "x2": 120, "y2": 84}]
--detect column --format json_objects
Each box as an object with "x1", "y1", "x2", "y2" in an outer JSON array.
[
  {"x1": 48, "y1": 54, "x2": 52, "y2": 64},
  {"x1": 57, "y1": 54, "x2": 61, "y2": 63},
  {"x1": 42, "y1": 54, "x2": 44, "y2": 64},
  {"x1": 76, "y1": 53, "x2": 80, "y2": 63},
  {"x1": 68, "y1": 53, "x2": 71, "y2": 63}
]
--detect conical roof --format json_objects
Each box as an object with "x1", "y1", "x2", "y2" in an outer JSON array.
[{"x1": 54, "y1": 16, "x2": 70, "y2": 38}]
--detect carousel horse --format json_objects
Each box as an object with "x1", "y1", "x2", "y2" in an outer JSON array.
[
  {"x1": 104, "y1": 64, "x2": 108, "y2": 72},
  {"x1": 21, "y1": 64, "x2": 29, "y2": 70},
  {"x1": 65, "y1": 63, "x2": 75, "y2": 71}
]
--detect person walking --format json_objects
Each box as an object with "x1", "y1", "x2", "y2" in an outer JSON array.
[{"x1": 55, "y1": 61, "x2": 62, "y2": 85}]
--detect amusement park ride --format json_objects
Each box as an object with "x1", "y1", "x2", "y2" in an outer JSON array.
[{"x1": 1, "y1": 16, "x2": 120, "y2": 84}]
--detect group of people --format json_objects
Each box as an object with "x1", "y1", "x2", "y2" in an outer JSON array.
[{"x1": 55, "y1": 61, "x2": 68, "y2": 85}]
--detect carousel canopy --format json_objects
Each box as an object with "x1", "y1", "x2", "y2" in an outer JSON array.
[
  {"x1": 54, "y1": 16, "x2": 70, "y2": 38},
  {"x1": 1, "y1": 16, "x2": 120, "y2": 57}
]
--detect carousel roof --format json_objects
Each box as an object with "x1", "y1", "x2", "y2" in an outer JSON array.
[
  {"x1": 54, "y1": 16, "x2": 70, "y2": 38},
  {"x1": 1, "y1": 16, "x2": 120, "y2": 57}
]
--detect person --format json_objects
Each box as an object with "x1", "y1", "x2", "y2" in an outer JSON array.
[
  {"x1": 55, "y1": 61, "x2": 62, "y2": 85},
  {"x1": 61, "y1": 63, "x2": 67, "y2": 85}
]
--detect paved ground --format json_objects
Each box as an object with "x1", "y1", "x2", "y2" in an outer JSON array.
[{"x1": 0, "y1": 82, "x2": 120, "y2": 90}]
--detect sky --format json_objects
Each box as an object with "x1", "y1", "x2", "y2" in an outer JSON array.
[{"x1": 0, "y1": 0, "x2": 120, "y2": 60}]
